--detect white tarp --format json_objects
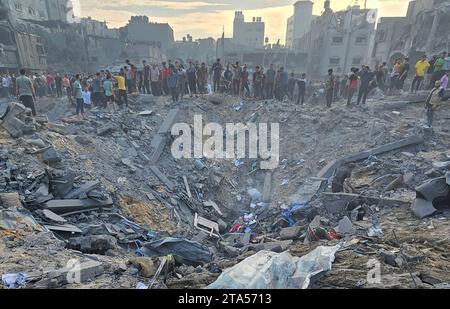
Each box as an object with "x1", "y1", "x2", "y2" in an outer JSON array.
[{"x1": 207, "y1": 245, "x2": 340, "y2": 289}]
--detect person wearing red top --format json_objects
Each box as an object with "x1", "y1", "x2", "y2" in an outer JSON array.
[
  {"x1": 161, "y1": 62, "x2": 170, "y2": 95},
  {"x1": 46, "y1": 73, "x2": 55, "y2": 97},
  {"x1": 347, "y1": 68, "x2": 359, "y2": 106}
]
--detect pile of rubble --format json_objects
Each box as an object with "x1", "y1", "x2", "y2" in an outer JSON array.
[{"x1": 1, "y1": 91, "x2": 449, "y2": 289}]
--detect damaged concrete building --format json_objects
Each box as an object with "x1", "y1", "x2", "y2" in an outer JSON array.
[
  {"x1": 119, "y1": 16, "x2": 173, "y2": 64},
  {"x1": 298, "y1": 1, "x2": 378, "y2": 77},
  {"x1": 372, "y1": 0, "x2": 450, "y2": 66},
  {"x1": 0, "y1": 0, "x2": 47, "y2": 72},
  {"x1": 169, "y1": 35, "x2": 216, "y2": 64}
]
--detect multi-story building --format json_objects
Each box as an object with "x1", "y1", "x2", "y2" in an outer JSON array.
[
  {"x1": 45, "y1": 0, "x2": 71, "y2": 23},
  {"x1": 370, "y1": 17, "x2": 408, "y2": 66},
  {"x1": 123, "y1": 16, "x2": 174, "y2": 53},
  {"x1": 232, "y1": 11, "x2": 265, "y2": 49},
  {"x1": 0, "y1": 0, "x2": 47, "y2": 72},
  {"x1": 371, "y1": 0, "x2": 450, "y2": 67},
  {"x1": 299, "y1": 1, "x2": 378, "y2": 77},
  {"x1": 285, "y1": 0, "x2": 315, "y2": 49}
]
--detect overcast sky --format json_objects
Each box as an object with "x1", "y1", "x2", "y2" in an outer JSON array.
[{"x1": 77, "y1": 0, "x2": 412, "y2": 43}]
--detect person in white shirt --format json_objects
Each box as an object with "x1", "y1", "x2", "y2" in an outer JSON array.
[{"x1": 82, "y1": 87, "x2": 91, "y2": 110}]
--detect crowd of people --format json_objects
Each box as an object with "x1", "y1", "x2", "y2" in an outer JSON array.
[{"x1": 9, "y1": 51, "x2": 450, "y2": 125}]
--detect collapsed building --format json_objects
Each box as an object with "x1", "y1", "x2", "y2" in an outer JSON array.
[
  {"x1": 372, "y1": 0, "x2": 450, "y2": 66},
  {"x1": 298, "y1": 1, "x2": 378, "y2": 77}
]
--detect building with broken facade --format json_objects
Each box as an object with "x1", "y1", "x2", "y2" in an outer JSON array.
[
  {"x1": 371, "y1": 0, "x2": 450, "y2": 67},
  {"x1": 298, "y1": 1, "x2": 377, "y2": 77},
  {"x1": 119, "y1": 15, "x2": 173, "y2": 64},
  {"x1": 0, "y1": 0, "x2": 48, "y2": 72}
]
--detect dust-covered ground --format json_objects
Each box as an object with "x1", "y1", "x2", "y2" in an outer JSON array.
[{"x1": 0, "y1": 91, "x2": 449, "y2": 289}]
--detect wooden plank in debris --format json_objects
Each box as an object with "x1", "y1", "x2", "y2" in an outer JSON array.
[
  {"x1": 157, "y1": 109, "x2": 180, "y2": 134},
  {"x1": 183, "y1": 176, "x2": 192, "y2": 198},
  {"x1": 203, "y1": 200, "x2": 223, "y2": 216},
  {"x1": 262, "y1": 171, "x2": 272, "y2": 202},
  {"x1": 149, "y1": 166, "x2": 175, "y2": 190}
]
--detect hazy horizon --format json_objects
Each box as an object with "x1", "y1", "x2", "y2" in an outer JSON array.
[{"x1": 78, "y1": 0, "x2": 412, "y2": 44}]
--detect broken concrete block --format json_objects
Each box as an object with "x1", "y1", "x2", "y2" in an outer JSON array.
[
  {"x1": 34, "y1": 260, "x2": 103, "y2": 288},
  {"x1": 384, "y1": 175, "x2": 404, "y2": 192},
  {"x1": 42, "y1": 147, "x2": 62, "y2": 164},
  {"x1": 157, "y1": 109, "x2": 180, "y2": 134},
  {"x1": 336, "y1": 216, "x2": 355, "y2": 235},
  {"x1": 68, "y1": 235, "x2": 118, "y2": 254},
  {"x1": 411, "y1": 198, "x2": 437, "y2": 219},
  {"x1": 0, "y1": 192, "x2": 22, "y2": 208},
  {"x1": 96, "y1": 124, "x2": 115, "y2": 136},
  {"x1": 279, "y1": 226, "x2": 302, "y2": 240},
  {"x1": 74, "y1": 136, "x2": 93, "y2": 145},
  {"x1": 41, "y1": 209, "x2": 67, "y2": 224},
  {"x1": 43, "y1": 197, "x2": 113, "y2": 214},
  {"x1": 25, "y1": 139, "x2": 46, "y2": 148},
  {"x1": 433, "y1": 161, "x2": 450, "y2": 169},
  {"x1": 0, "y1": 102, "x2": 26, "y2": 138},
  {"x1": 44, "y1": 223, "x2": 82, "y2": 233},
  {"x1": 64, "y1": 181, "x2": 101, "y2": 200}
]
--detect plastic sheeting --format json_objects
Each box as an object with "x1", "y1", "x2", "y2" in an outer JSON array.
[
  {"x1": 140, "y1": 237, "x2": 212, "y2": 266},
  {"x1": 207, "y1": 245, "x2": 340, "y2": 289}
]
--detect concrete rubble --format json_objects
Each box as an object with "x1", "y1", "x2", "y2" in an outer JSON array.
[{"x1": 0, "y1": 91, "x2": 449, "y2": 289}]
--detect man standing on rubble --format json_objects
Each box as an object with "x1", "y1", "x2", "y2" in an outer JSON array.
[
  {"x1": 143, "y1": 60, "x2": 151, "y2": 95},
  {"x1": 325, "y1": 69, "x2": 336, "y2": 108},
  {"x1": 253, "y1": 66, "x2": 263, "y2": 99},
  {"x1": 411, "y1": 55, "x2": 430, "y2": 93},
  {"x1": 297, "y1": 73, "x2": 307, "y2": 105},
  {"x1": 186, "y1": 62, "x2": 197, "y2": 96},
  {"x1": 347, "y1": 68, "x2": 359, "y2": 106},
  {"x1": 431, "y1": 53, "x2": 447, "y2": 88},
  {"x1": 398, "y1": 57, "x2": 410, "y2": 91},
  {"x1": 266, "y1": 64, "x2": 276, "y2": 99},
  {"x1": 16, "y1": 69, "x2": 36, "y2": 116},
  {"x1": 425, "y1": 81, "x2": 443, "y2": 128},
  {"x1": 114, "y1": 71, "x2": 128, "y2": 108},
  {"x1": 212, "y1": 59, "x2": 223, "y2": 92},
  {"x1": 357, "y1": 66, "x2": 375, "y2": 105},
  {"x1": 91, "y1": 72, "x2": 104, "y2": 107},
  {"x1": 55, "y1": 73, "x2": 63, "y2": 98},
  {"x1": 232, "y1": 62, "x2": 242, "y2": 96},
  {"x1": 72, "y1": 74, "x2": 84, "y2": 119},
  {"x1": 197, "y1": 62, "x2": 208, "y2": 94}
]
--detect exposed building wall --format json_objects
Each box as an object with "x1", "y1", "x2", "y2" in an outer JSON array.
[
  {"x1": 371, "y1": 17, "x2": 408, "y2": 66},
  {"x1": 232, "y1": 11, "x2": 265, "y2": 49},
  {"x1": 299, "y1": 6, "x2": 377, "y2": 77},
  {"x1": 4, "y1": 0, "x2": 48, "y2": 23},
  {"x1": 124, "y1": 16, "x2": 174, "y2": 52},
  {"x1": 45, "y1": 0, "x2": 70, "y2": 23}
]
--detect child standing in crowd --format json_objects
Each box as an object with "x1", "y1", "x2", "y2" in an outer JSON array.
[{"x1": 82, "y1": 87, "x2": 91, "y2": 111}]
